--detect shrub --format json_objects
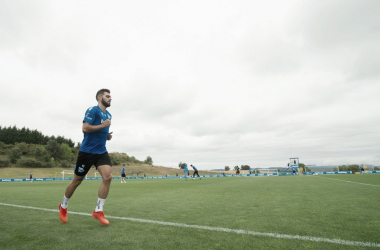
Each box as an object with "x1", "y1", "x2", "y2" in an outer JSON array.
[
  {"x1": 15, "y1": 142, "x2": 29, "y2": 155},
  {"x1": 0, "y1": 158, "x2": 10, "y2": 168},
  {"x1": 16, "y1": 157, "x2": 42, "y2": 168},
  {"x1": 41, "y1": 162, "x2": 53, "y2": 168},
  {"x1": 60, "y1": 160, "x2": 72, "y2": 168},
  {"x1": 241, "y1": 165, "x2": 250, "y2": 170},
  {"x1": 7, "y1": 147, "x2": 22, "y2": 163}
]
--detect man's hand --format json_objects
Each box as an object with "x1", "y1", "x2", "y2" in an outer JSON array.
[
  {"x1": 108, "y1": 132, "x2": 113, "y2": 140},
  {"x1": 103, "y1": 119, "x2": 111, "y2": 128}
]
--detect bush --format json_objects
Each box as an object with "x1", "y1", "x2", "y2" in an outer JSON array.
[
  {"x1": 7, "y1": 147, "x2": 22, "y2": 163},
  {"x1": 241, "y1": 165, "x2": 250, "y2": 170},
  {"x1": 41, "y1": 162, "x2": 53, "y2": 168},
  {"x1": 0, "y1": 158, "x2": 10, "y2": 168},
  {"x1": 16, "y1": 157, "x2": 42, "y2": 168},
  {"x1": 15, "y1": 142, "x2": 29, "y2": 155},
  {"x1": 60, "y1": 160, "x2": 72, "y2": 168},
  {"x1": 347, "y1": 164, "x2": 360, "y2": 173},
  {"x1": 375, "y1": 167, "x2": 379, "y2": 170}
]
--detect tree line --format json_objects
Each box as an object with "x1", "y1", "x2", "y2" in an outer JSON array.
[
  {"x1": 0, "y1": 125, "x2": 153, "y2": 168},
  {"x1": 0, "y1": 125, "x2": 75, "y2": 147}
]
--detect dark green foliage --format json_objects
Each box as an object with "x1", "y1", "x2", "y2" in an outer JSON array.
[
  {"x1": 347, "y1": 164, "x2": 360, "y2": 173},
  {"x1": 60, "y1": 160, "x2": 72, "y2": 168},
  {"x1": 336, "y1": 164, "x2": 360, "y2": 173},
  {"x1": 16, "y1": 157, "x2": 42, "y2": 168},
  {"x1": 178, "y1": 162, "x2": 187, "y2": 169},
  {"x1": 241, "y1": 165, "x2": 250, "y2": 170},
  {"x1": 41, "y1": 162, "x2": 53, "y2": 168},
  {"x1": 225, "y1": 166, "x2": 230, "y2": 171},
  {"x1": 45, "y1": 140, "x2": 60, "y2": 159},
  {"x1": 0, "y1": 125, "x2": 75, "y2": 147},
  {"x1": 144, "y1": 156, "x2": 153, "y2": 165},
  {"x1": 7, "y1": 147, "x2": 22, "y2": 163},
  {"x1": 15, "y1": 142, "x2": 29, "y2": 155},
  {"x1": 0, "y1": 157, "x2": 10, "y2": 168},
  {"x1": 375, "y1": 167, "x2": 379, "y2": 170}
]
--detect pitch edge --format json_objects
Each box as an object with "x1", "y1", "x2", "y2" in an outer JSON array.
[{"x1": 0, "y1": 202, "x2": 379, "y2": 248}]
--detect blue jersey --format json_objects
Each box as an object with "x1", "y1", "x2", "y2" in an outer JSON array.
[
  {"x1": 121, "y1": 167, "x2": 125, "y2": 174},
  {"x1": 192, "y1": 166, "x2": 197, "y2": 171},
  {"x1": 80, "y1": 105, "x2": 112, "y2": 154},
  {"x1": 183, "y1": 164, "x2": 188, "y2": 174}
]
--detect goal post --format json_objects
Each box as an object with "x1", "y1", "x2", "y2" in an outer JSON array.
[{"x1": 61, "y1": 170, "x2": 74, "y2": 180}]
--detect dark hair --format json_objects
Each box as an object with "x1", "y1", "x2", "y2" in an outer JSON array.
[{"x1": 96, "y1": 89, "x2": 110, "y2": 101}]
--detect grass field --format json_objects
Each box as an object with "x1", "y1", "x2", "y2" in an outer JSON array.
[{"x1": 1, "y1": 174, "x2": 380, "y2": 249}]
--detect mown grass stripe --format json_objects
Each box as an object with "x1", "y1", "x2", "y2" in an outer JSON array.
[
  {"x1": 1, "y1": 202, "x2": 379, "y2": 248},
  {"x1": 318, "y1": 176, "x2": 380, "y2": 187}
]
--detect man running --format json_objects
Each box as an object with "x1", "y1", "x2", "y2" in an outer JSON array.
[
  {"x1": 121, "y1": 164, "x2": 126, "y2": 183},
  {"x1": 59, "y1": 89, "x2": 113, "y2": 225},
  {"x1": 190, "y1": 164, "x2": 201, "y2": 180}
]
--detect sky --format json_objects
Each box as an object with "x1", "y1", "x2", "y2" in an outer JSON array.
[{"x1": 1, "y1": 0, "x2": 380, "y2": 170}]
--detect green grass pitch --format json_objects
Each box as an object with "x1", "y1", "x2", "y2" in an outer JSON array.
[{"x1": 1, "y1": 175, "x2": 379, "y2": 249}]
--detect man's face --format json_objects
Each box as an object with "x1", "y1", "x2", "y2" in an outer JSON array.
[{"x1": 100, "y1": 92, "x2": 112, "y2": 107}]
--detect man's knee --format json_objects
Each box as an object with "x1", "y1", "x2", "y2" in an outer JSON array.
[
  {"x1": 102, "y1": 173, "x2": 112, "y2": 183},
  {"x1": 71, "y1": 178, "x2": 83, "y2": 187}
]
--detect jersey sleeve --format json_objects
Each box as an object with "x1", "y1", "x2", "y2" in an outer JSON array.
[{"x1": 83, "y1": 107, "x2": 96, "y2": 125}]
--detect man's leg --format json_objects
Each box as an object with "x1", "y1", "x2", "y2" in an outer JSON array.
[
  {"x1": 97, "y1": 164, "x2": 112, "y2": 199},
  {"x1": 92, "y1": 164, "x2": 112, "y2": 225},
  {"x1": 65, "y1": 174, "x2": 86, "y2": 199},
  {"x1": 59, "y1": 174, "x2": 85, "y2": 223}
]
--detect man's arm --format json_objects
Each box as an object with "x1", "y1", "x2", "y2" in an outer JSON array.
[{"x1": 82, "y1": 119, "x2": 111, "y2": 133}]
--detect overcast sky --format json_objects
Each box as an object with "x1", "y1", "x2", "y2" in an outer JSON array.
[{"x1": 1, "y1": 0, "x2": 380, "y2": 169}]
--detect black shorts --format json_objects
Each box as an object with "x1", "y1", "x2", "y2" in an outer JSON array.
[
  {"x1": 121, "y1": 174, "x2": 126, "y2": 177},
  {"x1": 75, "y1": 151, "x2": 112, "y2": 176}
]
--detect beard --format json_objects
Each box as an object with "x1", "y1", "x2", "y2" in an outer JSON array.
[{"x1": 101, "y1": 98, "x2": 111, "y2": 107}]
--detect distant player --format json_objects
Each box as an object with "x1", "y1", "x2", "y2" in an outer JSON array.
[
  {"x1": 183, "y1": 164, "x2": 188, "y2": 181},
  {"x1": 30, "y1": 172, "x2": 32, "y2": 182},
  {"x1": 121, "y1": 164, "x2": 126, "y2": 183},
  {"x1": 58, "y1": 89, "x2": 113, "y2": 225},
  {"x1": 190, "y1": 164, "x2": 201, "y2": 180},
  {"x1": 236, "y1": 166, "x2": 240, "y2": 176}
]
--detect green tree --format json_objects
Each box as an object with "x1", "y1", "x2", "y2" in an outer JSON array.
[
  {"x1": 45, "y1": 139, "x2": 60, "y2": 159},
  {"x1": 7, "y1": 147, "x2": 22, "y2": 163},
  {"x1": 241, "y1": 165, "x2": 250, "y2": 170},
  {"x1": 144, "y1": 156, "x2": 153, "y2": 165},
  {"x1": 225, "y1": 166, "x2": 230, "y2": 171},
  {"x1": 59, "y1": 143, "x2": 72, "y2": 161},
  {"x1": 178, "y1": 162, "x2": 187, "y2": 169},
  {"x1": 299, "y1": 163, "x2": 311, "y2": 172},
  {"x1": 347, "y1": 164, "x2": 360, "y2": 173}
]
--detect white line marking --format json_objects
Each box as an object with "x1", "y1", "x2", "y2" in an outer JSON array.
[
  {"x1": 0, "y1": 202, "x2": 379, "y2": 248},
  {"x1": 318, "y1": 176, "x2": 380, "y2": 187}
]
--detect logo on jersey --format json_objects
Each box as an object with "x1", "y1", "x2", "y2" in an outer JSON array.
[{"x1": 85, "y1": 113, "x2": 93, "y2": 120}]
